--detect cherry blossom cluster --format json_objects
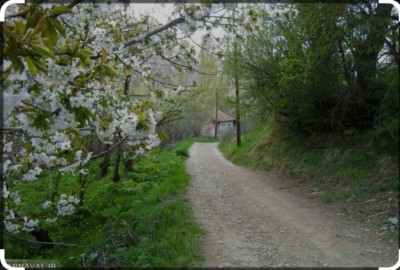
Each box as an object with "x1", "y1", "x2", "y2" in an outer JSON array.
[
  {"x1": 2, "y1": 3, "x2": 176, "y2": 235},
  {"x1": 2, "y1": 2, "x2": 258, "y2": 236}
]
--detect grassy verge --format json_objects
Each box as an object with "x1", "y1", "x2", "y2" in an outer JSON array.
[
  {"x1": 219, "y1": 123, "x2": 398, "y2": 234},
  {"x1": 5, "y1": 138, "x2": 210, "y2": 268}
]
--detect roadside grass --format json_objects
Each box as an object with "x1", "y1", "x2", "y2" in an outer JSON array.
[
  {"x1": 4, "y1": 138, "x2": 207, "y2": 268},
  {"x1": 219, "y1": 123, "x2": 399, "y2": 204},
  {"x1": 219, "y1": 125, "x2": 267, "y2": 170},
  {"x1": 321, "y1": 188, "x2": 350, "y2": 203},
  {"x1": 173, "y1": 137, "x2": 217, "y2": 158}
]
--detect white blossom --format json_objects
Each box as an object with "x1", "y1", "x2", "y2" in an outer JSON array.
[
  {"x1": 3, "y1": 160, "x2": 12, "y2": 174},
  {"x1": 3, "y1": 91, "x2": 28, "y2": 118},
  {"x1": 22, "y1": 217, "x2": 39, "y2": 232},
  {"x1": 23, "y1": 166, "x2": 42, "y2": 181},
  {"x1": 78, "y1": 169, "x2": 89, "y2": 175},
  {"x1": 3, "y1": 142, "x2": 13, "y2": 153},
  {"x1": 10, "y1": 191, "x2": 21, "y2": 205},
  {"x1": 145, "y1": 134, "x2": 160, "y2": 150},
  {"x1": 136, "y1": 147, "x2": 145, "y2": 155},
  {"x1": 45, "y1": 217, "x2": 58, "y2": 223},
  {"x1": 2, "y1": 183, "x2": 10, "y2": 199},
  {"x1": 5, "y1": 209, "x2": 16, "y2": 220},
  {"x1": 56, "y1": 194, "x2": 80, "y2": 216},
  {"x1": 5, "y1": 221, "x2": 20, "y2": 234},
  {"x1": 42, "y1": 200, "x2": 52, "y2": 209}
]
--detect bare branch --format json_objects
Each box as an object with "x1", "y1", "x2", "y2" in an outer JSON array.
[
  {"x1": 91, "y1": 137, "x2": 127, "y2": 160},
  {"x1": 178, "y1": 25, "x2": 221, "y2": 57},
  {"x1": 141, "y1": 53, "x2": 154, "y2": 65},
  {"x1": 6, "y1": 8, "x2": 30, "y2": 19},
  {"x1": 20, "y1": 101, "x2": 53, "y2": 114},
  {"x1": 115, "y1": 54, "x2": 195, "y2": 89},
  {"x1": 2, "y1": 230, "x2": 77, "y2": 247},
  {"x1": 66, "y1": 0, "x2": 84, "y2": 9},
  {"x1": 156, "y1": 116, "x2": 185, "y2": 127},
  {"x1": 6, "y1": 0, "x2": 84, "y2": 19},
  {"x1": 129, "y1": 94, "x2": 149, "y2": 98},
  {"x1": 123, "y1": 17, "x2": 186, "y2": 49},
  {"x1": 157, "y1": 110, "x2": 183, "y2": 127},
  {"x1": 0, "y1": 127, "x2": 27, "y2": 134},
  {"x1": 155, "y1": 51, "x2": 217, "y2": 76},
  {"x1": 1, "y1": 127, "x2": 94, "y2": 134}
]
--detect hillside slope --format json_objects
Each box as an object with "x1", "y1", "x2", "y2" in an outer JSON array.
[{"x1": 219, "y1": 124, "x2": 399, "y2": 240}]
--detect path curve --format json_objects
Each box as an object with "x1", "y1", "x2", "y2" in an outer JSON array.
[{"x1": 186, "y1": 142, "x2": 398, "y2": 267}]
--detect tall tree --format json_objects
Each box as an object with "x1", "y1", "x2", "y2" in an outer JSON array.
[{"x1": 233, "y1": 40, "x2": 242, "y2": 146}]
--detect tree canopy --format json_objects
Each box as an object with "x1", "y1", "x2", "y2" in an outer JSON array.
[{"x1": 238, "y1": 3, "x2": 398, "y2": 134}]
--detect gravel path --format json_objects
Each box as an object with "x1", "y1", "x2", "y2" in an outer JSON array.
[{"x1": 186, "y1": 142, "x2": 398, "y2": 268}]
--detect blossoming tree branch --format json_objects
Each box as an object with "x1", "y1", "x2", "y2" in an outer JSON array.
[{"x1": 2, "y1": 2, "x2": 256, "y2": 244}]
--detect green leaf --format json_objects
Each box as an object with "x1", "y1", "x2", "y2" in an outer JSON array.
[
  {"x1": 51, "y1": 6, "x2": 73, "y2": 16},
  {"x1": 106, "y1": 66, "x2": 117, "y2": 77},
  {"x1": 15, "y1": 21, "x2": 26, "y2": 35},
  {"x1": 30, "y1": 56, "x2": 47, "y2": 72},
  {"x1": 10, "y1": 56, "x2": 25, "y2": 72},
  {"x1": 78, "y1": 54, "x2": 91, "y2": 67},
  {"x1": 50, "y1": 18, "x2": 66, "y2": 37},
  {"x1": 32, "y1": 111, "x2": 49, "y2": 129},
  {"x1": 42, "y1": 19, "x2": 58, "y2": 50},
  {"x1": 69, "y1": 127, "x2": 81, "y2": 137},
  {"x1": 21, "y1": 156, "x2": 30, "y2": 173},
  {"x1": 73, "y1": 107, "x2": 92, "y2": 125},
  {"x1": 25, "y1": 144, "x2": 34, "y2": 154},
  {"x1": 33, "y1": 16, "x2": 46, "y2": 34},
  {"x1": 25, "y1": 56, "x2": 38, "y2": 75},
  {"x1": 27, "y1": 11, "x2": 40, "y2": 29},
  {"x1": 30, "y1": 43, "x2": 56, "y2": 59},
  {"x1": 139, "y1": 112, "x2": 147, "y2": 122},
  {"x1": 102, "y1": 47, "x2": 107, "y2": 64},
  {"x1": 19, "y1": 107, "x2": 38, "y2": 113}
]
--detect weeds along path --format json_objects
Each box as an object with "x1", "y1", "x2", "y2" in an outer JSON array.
[{"x1": 186, "y1": 142, "x2": 398, "y2": 267}]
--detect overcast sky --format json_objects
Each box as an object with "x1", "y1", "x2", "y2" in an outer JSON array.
[{"x1": 131, "y1": 3, "x2": 224, "y2": 48}]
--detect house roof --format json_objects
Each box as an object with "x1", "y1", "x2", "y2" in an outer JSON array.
[{"x1": 212, "y1": 109, "x2": 235, "y2": 122}]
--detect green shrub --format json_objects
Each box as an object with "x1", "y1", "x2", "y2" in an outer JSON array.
[
  {"x1": 321, "y1": 189, "x2": 349, "y2": 203},
  {"x1": 175, "y1": 148, "x2": 189, "y2": 157}
]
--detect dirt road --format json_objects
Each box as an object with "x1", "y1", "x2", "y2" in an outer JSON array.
[{"x1": 186, "y1": 142, "x2": 398, "y2": 267}]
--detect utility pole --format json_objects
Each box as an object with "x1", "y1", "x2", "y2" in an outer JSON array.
[
  {"x1": 214, "y1": 89, "x2": 219, "y2": 139},
  {"x1": 233, "y1": 40, "x2": 241, "y2": 147},
  {"x1": 214, "y1": 75, "x2": 224, "y2": 139}
]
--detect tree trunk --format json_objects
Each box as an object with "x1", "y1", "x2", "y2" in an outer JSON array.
[
  {"x1": 124, "y1": 75, "x2": 131, "y2": 95},
  {"x1": 234, "y1": 40, "x2": 241, "y2": 147},
  {"x1": 124, "y1": 158, "x2": 133, "y2": 173},
  {"x1": 31, "y1": 229, "x2": 54, "y2": 249},
  {"x1": 78, "y1": 173, "x2": 88, "y2": 206},
  {"x1": 113, "y1": 145, "x2": 122, "y2": 182},
  {"x1": 100, "y1": 144, "x2": 111, "y2": 178},
  {"x1": 215, "y1": 90, "x2": 219, "y2": 139},
  {"x1": 50, "y1": 172, "x2": 61, "y2": 202}
]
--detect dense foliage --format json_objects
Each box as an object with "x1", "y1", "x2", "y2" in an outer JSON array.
[
  {"x1": 239, "y1": 3, "x2": 398, "y2": 135},
  {"x1": 4, "y1": 139, "x2": 205, "y2": 268}
]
